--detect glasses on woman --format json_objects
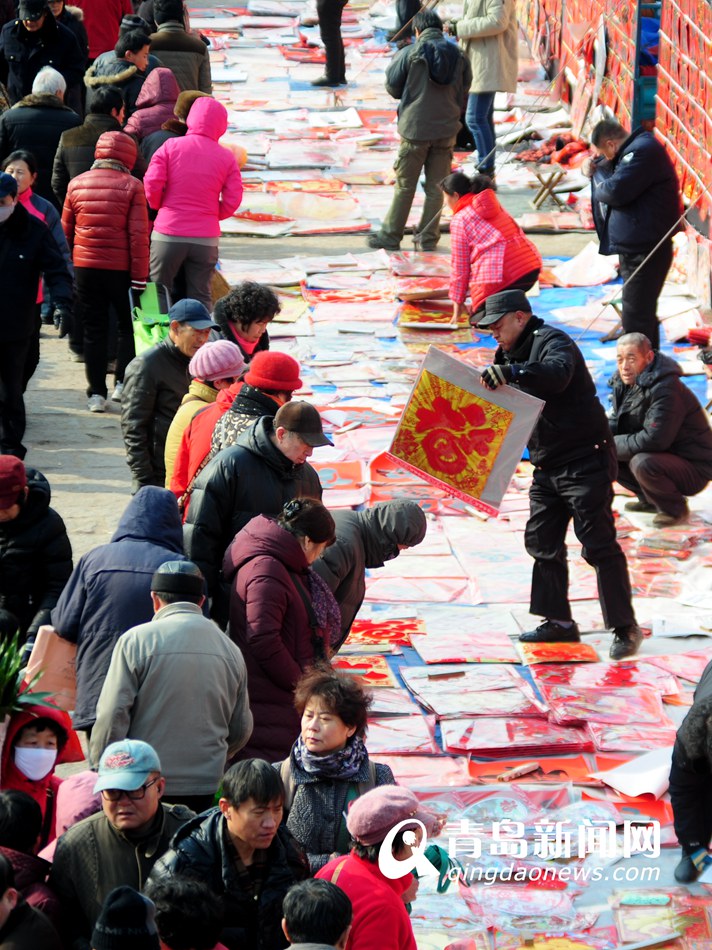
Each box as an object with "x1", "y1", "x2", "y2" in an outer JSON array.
[{"x1": 100, "y1": 778, "x2": 159, "y2": 801}]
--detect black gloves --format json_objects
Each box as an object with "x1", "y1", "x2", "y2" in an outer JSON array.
[
  {"x1": 54, "y1": 306, "x2": 73, "y2": 339},
  {"x1": 480, "y1": 364, "x2": 513, "y2": 390}
]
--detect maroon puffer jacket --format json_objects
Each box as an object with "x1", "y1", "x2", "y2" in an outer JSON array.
[
  {"x1": 61, "y1": 130, "x2": 149, "y2": 279},
  {"x1": 123, "y1": 67, "x2": 181, "y2": 142},
  {"x1": 223, "y1": 515, "x2": 329, "y2": 763}
]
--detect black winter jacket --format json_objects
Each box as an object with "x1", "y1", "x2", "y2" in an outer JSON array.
[
  {"x1": 0, "y1": 202, "x2": 73, "y2": 342},
  {"x1": 496, "y1": 316, "x2": 613, "y2": 470},
  {"x1": 591, "y1": 128, "x2": 682, "y2": 256},
  {"x1": 121, "y1": 337, "x2": 191, "y2": 492},
  {"x1": 385, "y1": 26, "x2": 471, "y2": 141},
  {"x1": 51, "y1": 486, "x2": 187, "y2": 730},
  {"x1": 669, "y1": 660, "x2": 712, "y2": 852},
  {"x1": 149, "y1": 811, "x2": 309, "y2": 950},
  {"x1": 313, "y1": 501, "x2": 427, "y2": 646},
  {"x1": 52, "y1": 112, "x2": 145, "y2": 205},
  {"x1": 610, "y1": 353, "x2": 712, "y2": 469},
  {"x1": 0, "y1": 94, "x2": 81, "y2": 206},
  {"x1": 184, "y1": 416, "x2": 322, "y2": 596},
  {"x1": 0, "y1": 15, "x2": 84, "y2": 104},
  {"x1": 0, "y1": 468, "x2": 72, "y2": 640}
]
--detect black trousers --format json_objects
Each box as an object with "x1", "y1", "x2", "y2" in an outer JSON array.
[
  {"x1": 317, "y1": 0, "x2": 348, "y2": 82},
  {"x1": 395, "y1": 0, "x2": 421, "y2": 38},
  {"x1": 22, "y1": 305, "x2": 42, "y2": 393},
  {"x1": 669, "y1": 740, "x2": 712, "y2": 854},
  {"x1": 618, "y1": 453, "x2": 712, "y2": 518},
  {"x1": 0, "y1": 337, "x2": 31, "y2": 458},
  {"x1": 524, "y1": 449, "x2": 636, "y2": 628},
  {"x1": 75, "y1": 267, "x2": 135, "y2": 399},
  {"x1": 618, "y1": 238, "x2": 674, "y2": 351}
]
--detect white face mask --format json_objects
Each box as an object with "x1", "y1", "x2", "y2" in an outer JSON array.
[
  {"x1": 0, "y1": 202, "x2": 15, "y2": 224},
  {"x1": 14, "y1": 746, "x2": 58, "y2": 781}
]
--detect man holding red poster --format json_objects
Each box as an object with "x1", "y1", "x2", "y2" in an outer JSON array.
[{"x1": 478, "y1": 289, "x2": 642, "y2": 661}]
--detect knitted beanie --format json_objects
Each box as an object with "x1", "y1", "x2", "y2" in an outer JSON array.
[
  {"x1": 188, "y1": 340, "x2": 246, "y2": 381},
  {"x1": 92, "y1": 887, "x2": 160, "y2": 950},
  {"x1": 244, "y1": 351, "x2": 302, "y2": 392}
]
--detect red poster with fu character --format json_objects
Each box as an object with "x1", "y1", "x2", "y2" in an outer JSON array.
[{"x1": 388, "y1": 347, "x2": 544, "y2": 515}]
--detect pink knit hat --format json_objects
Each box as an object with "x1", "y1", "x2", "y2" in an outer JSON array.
[{"x1": 188, "y1": 340, "x2": 246, "y2": 382}]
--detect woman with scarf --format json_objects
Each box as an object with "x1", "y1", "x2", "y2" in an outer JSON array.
[
  {"x1": 222, "y1": 498, "x2": 341, "y2": 763},
  {"x1": 213, "y1": 281, "x2": 280, "y2": 365},
  {"x1": 2, "y1": 150, "x2": 73, "y2": 388},
  {"x1": 277, "y1": 666, "x2": 395, "y2": 872},
  {"x1": 443, "y1": 171, "x2": 541, "y2": 325},
  {"x1": 62, "y1": 130, "x2": 149, "y2": 412}
]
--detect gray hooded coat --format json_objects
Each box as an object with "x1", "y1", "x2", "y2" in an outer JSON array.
[{"x1": 313, "y1": 501, "x2": 427, "y2": 647}]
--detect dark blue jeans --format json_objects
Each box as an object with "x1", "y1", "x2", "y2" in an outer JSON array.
[{"x1": 466, "y1": 91, "x2": 496, "y2": 175}]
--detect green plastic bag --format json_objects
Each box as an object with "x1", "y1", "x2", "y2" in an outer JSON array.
[{"x1": 131, "y1": 284, "x2": 170, "y2": 355}]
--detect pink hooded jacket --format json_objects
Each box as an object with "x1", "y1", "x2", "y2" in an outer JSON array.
[
  {"x1": 123, "y1": 67, "x2": 181, "y2": 141},
  {"x1": 143, "y1": 96, "x2": 243, "y2": 238}
]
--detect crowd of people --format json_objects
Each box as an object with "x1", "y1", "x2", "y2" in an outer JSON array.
[{"x1": 0, "y1": 0, "x2": 710, "y2": 943}]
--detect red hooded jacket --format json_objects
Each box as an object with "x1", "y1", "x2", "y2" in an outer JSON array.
[
  {"x1": 62, "y1": 130, "x2": 149, "y2": 280},
  {"x1": 0, "y1": 702, "x2": 83, "y2": 845}
]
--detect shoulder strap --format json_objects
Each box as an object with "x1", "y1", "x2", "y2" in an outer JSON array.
[
  {"x1": 356, "y1": 761, "x2": 378, "y2": 798},
  {"x1": 280, "y1": 758, "x2": 297, "y2": 812},
  {"x1": 327, "y1": 856, "x2": 349, "y2": 886}
]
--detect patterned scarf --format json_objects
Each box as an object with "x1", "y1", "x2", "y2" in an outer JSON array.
[
  {"x1": 293, "y1": 733, "x2": 367, "y2": 780},
  {"x1": 307, "y1": 569, "x2": 342, "y2": 648},
  {"x1": 91, "y1": 159, "x2": 130, "y2": 174}
]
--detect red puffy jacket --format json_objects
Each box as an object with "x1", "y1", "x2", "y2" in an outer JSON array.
[{"x1": 62, "y1": 130, "x2": 149, "y2": 281}]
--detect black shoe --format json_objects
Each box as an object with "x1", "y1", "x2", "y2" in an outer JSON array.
[
  {"x1": 624, "y1": 498, "x2": 657, "y2": 513},
  {"x1": 311, "y1": 76, "x2": 345, "y2": 87},
  {"x1": 519, "y1": 620, "x2": 581, "y2": 643},
  {"x1": 674, "y1": 853, "x2": 699, "y2": 883},
  {"x1": 367, "y1": 233, "x2": 400, "y2": 251},
  {"x1": 653, "y1": 507, "x2": 689, "y2": 528},
  {"x1": 609, "y1": 624, "x2": 643, "y2": 660}
]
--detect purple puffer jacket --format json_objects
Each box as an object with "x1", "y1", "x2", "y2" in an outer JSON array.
[
  {"x1": 223, "y1": 515, "x2": 329, "y2": 763},
  {"x1": 123, "y1": 67, "x2": 180, "y2": 141},
  {"x1": 143, "y1": 96, "x2": 243, "y2": 237}
]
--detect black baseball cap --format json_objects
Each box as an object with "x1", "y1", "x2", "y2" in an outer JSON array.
[
  {"x1": 19, "y1": 0, "x2": 48, "y2": 20},
  {"x1": 477, "y1": 289, "x2": 533, "y2": 328},
  {"x1": 274, "y1": 401, "x2": 333, "y2": 447}
]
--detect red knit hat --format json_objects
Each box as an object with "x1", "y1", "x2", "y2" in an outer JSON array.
[
  {"x1": 0, "y1": 456, "x2": 26, "y2": 509},
  {"x1": 244, "y1": 351, "x2": 302, "y2": 392}
]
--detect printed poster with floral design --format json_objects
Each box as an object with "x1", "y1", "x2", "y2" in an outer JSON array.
[{"x1": 388, "y1": 348, "x2": 544, "y2": 515}]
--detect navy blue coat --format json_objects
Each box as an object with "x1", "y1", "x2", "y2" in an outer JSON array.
[
  {"x1": 591, "y1": 128, "x2": 681, "y2": 256},
  {"x1": 0, "y1": 15, "x2": 84, "y2": 104},
  {"x1": 50, "y1": 487, "x2": 187, "y2": 730}
]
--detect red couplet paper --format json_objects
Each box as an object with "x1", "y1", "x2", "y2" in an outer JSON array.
[{"x1": 388, "y1": 347, "x2": 544, "y2": 515}]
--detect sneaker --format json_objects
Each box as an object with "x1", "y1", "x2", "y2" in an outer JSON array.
[
  {"x1": 87, "y1": 395, "x2": 106, "y2": 413},
  {"x1": 652, "y1": 508, "x2": 688, "y2": 528},
  {"x1": 68, "y1": 350, "x2": 85, "y2": 363},
  {"x1": 111, "y1": 382, "x2": 124, "y2": 402},
  {"x1": 366, "y1": 233, "x2": 400, "y2": 251},
  {"x1": 674, "y1": 853, "x2": 699, "y2": 884},
  {"x1": 609, "y1": 624, "x2": 643, "y2": 660},
  {"x1": 624, "y1": 498, "x2": 657, "y2": 513},
  {"x1": 519, "y1": 620, "x2": 581, "y2": 643}
]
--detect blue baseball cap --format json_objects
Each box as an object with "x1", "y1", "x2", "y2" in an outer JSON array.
[
  {"x1": 0, "y1": 173, "x2": 18, "y2": 200},
  {"x1": 94, "y1": 740, "x2": 161, "y2": 793},
  {"x1": 168, "y1": 299, "x2": 217, "y2": 330}
]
